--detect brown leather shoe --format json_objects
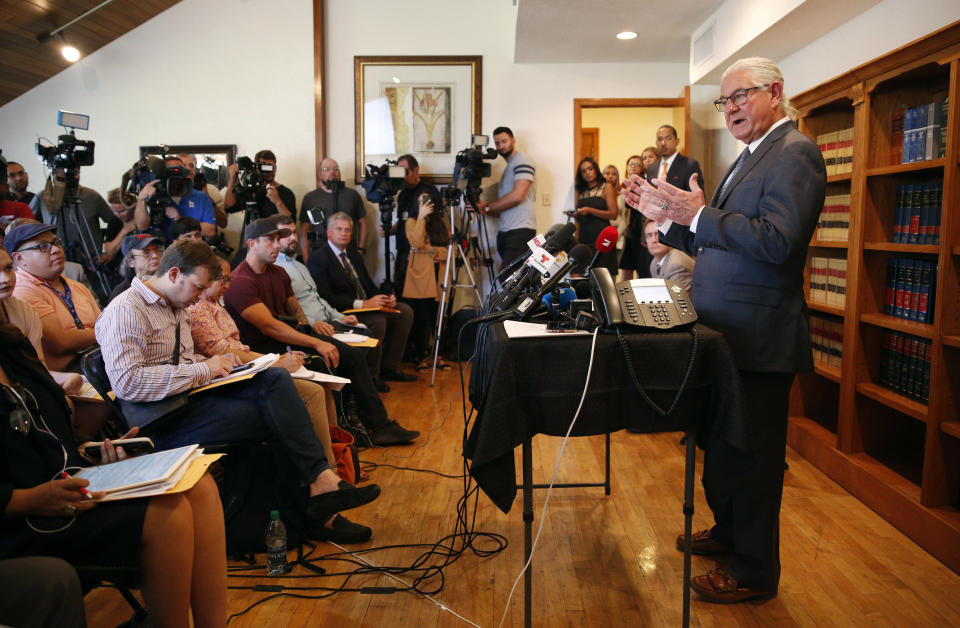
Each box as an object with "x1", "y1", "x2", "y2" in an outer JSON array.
[
  {"x1": 675, "y1": 529, "x2": 732, "y2": 556},
  {"x1": 690, "y1": 568, "x2": 774, "y2": 604}
]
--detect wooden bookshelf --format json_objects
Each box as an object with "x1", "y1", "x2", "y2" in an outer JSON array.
[{"x1": 789, "y1": 21, "x2": 960, "y2": 573}]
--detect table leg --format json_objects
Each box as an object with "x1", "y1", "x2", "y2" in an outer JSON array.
[
  {"x1": 523, "y1": 438, "x2": 534, "y2": 628},
  {"x1": 682, "y1": 429, "x2": 696, "y2": 628}
]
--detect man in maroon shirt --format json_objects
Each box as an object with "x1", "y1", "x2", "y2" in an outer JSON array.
[{"x1": 224, "y1": 217, "x2": 418, "y2": 446}]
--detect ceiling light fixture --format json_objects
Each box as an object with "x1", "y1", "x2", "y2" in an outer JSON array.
[
  {"x1": 36, "y1": 0, "x2": 120, "y2": 61},
  {"x1": 617, "y1": 31, "x2": 638, "y2": 40}
]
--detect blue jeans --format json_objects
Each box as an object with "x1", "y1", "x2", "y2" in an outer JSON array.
[{"x1": 149, "y1": 367, "x2": 330, "y2": 485}]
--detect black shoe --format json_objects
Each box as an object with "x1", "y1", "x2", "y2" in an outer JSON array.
[
  {"x1": 369, "y1": 420, "x2": 420, "y2": 445},
  {"x1": 307, "y1": 481, "x2": 381, "y2": 523},
  {"x1": 380, "y1": 368, "x2": 417, "y2": 383},
  {"x1": 308, "y1": 514, "x2": 372, "y2": 544},
  {"x1": 373, "y1": 377, "x2": 390, "y2": 393}
]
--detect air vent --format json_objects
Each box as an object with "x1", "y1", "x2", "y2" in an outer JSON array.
[{"x1": 693, "y1": 20, "x2": 716, "y2": 68}]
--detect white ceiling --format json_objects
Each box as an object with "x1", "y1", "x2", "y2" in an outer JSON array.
[{"x1": 515, "y1": 0, "x2": 728, "y2": 64}]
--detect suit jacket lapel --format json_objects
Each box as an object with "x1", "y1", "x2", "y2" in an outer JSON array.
[{"x1": 713, "y1": 120, "x2": 795, "y2": 207}]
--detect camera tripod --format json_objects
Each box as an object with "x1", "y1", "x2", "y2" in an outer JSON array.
[
  {"x1": 428, "y1": 192, "x2": 486, "y2": 386},
  {"x1": 57, "y1": 187, "x2": 113, "y2": 303}
]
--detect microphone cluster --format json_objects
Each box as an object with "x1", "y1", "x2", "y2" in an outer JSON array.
[{"x1": 475, "y1": 225, "x2": 618, "y2": 324}]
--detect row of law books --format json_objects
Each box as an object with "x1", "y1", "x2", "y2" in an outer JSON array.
[
  {"x1": 814, "y1": 193, "x2": 850, "y2": 241},
  {"x1": 810, "y1": 313, "x2": 842, "y2": 369},
  {"x1": 892, "y1": 99, "x2": 948, "y2": 164},
  {"x1": 809, "y1": 257, "x2": 847, "y2": 308},
  {"x1": 892, "y1": 182, "x2": 942, "y2": 245},
  {"x1": 817, "y1": 128, "x2": 854, "y2": 176},
  {"x1": 884, "y1": 258, "x2": 937, "y2": 324},
  {"x1": 879, "y1": 331, "x2": 931, "y2": 404}
]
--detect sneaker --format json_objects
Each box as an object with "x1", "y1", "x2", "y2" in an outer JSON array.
[
  {"x1": 379, "y1": 368, "x2": 417, "y2": 382},
  {"x1": 370, "y1": 420, "x2": 419, "y2": 445},
  {"x1": 309, "y1": 514, "x2": 372, "y2": 544}
]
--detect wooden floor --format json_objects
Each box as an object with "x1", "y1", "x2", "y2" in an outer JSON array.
[{"x1": 86, "y1": 365, "x2": 960, "y2": 627}]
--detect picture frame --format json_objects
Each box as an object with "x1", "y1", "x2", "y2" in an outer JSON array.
[{"x1": 354, "y1": 55, "x2": 482, "y2": 184}]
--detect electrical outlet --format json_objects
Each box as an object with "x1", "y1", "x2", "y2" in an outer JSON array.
[{"x1": 542, "y1": 193, "x2": 551, "y2": 206}]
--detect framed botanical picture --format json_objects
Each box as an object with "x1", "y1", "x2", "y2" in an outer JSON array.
[{"x1": 354, "y1": 55, "x2": 482, "y2": 184}]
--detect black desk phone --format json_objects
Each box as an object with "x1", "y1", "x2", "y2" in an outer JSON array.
[{"x1": 590, "y1": 267, "x2": 697, "y2": 331}]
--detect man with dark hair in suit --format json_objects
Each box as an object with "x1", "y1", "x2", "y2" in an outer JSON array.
[
  {"x1": 647, "y1": 124, "x2": 703, "y2": 193},
  {"x1": 307, "y1": 212, "x2": 415, "y2": 386},
  {"x1": 624, "y1": 57, "x2": 826, "y2": 603}
]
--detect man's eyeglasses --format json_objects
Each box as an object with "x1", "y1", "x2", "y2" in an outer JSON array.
[
  {"x1": 16, "y1": 238, "x2": 64, "y2": 255},
  {"x1": 714, "y1": 84, "x2": 770, "y2": 112}
]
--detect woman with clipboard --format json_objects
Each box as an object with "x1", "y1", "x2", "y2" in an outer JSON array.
[{"x1": 0, "y1": 323, "x2": 227, "y2": 627}]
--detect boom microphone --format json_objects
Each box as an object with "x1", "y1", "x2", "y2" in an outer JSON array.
[{"x1": 588, "y1": 225, "x2": 619, "y2": 271}]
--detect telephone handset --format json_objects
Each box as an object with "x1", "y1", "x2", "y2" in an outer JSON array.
[{"x1": 590, "y1": 267, "x2": 697, "y2": 331}]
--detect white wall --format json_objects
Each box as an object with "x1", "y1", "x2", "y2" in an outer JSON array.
[
  {"x1": 779, "y1": 0, "x2": 960, "y2": 94},
  {"x1": 324, "y1": 0, "x2": 690, "y2": 238},
  {"x1": 0, "y1": 0, "x2": 317, "y2": 222}
]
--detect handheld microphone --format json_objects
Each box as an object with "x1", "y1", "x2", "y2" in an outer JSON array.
[
  {"x1": 588, "y1": 225, "x2": 619, "y2": 271},
  {"x1": 541, "y1": 287, "x2": 576, "y2": 310},
  {"x1": 490, "y1": 223, "x2": 577, "y2": 311},
  {"x1": 496, "y1": 223, "x2": 562, "y2": 282}
]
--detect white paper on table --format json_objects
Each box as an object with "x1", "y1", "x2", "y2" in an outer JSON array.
[
  {"x1": 502, "y1": 320, "x2": 591, "y2": 339},
  {"x1": 290, "y1": 366, "x2": 351, "y2": 391}
]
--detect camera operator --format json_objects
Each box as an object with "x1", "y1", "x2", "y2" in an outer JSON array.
[
  {"x1": 5, "y1": 161, "x2": 35, "y2": 206},
  {"x1": 387, "y1": 154, "x2": 441, "y2": 295},
  {"x1": 224, "y1": 149, "x2": 295, "y2": 220},
  {"x1": 468, "y1": 127, "x2": 536, "y2": 267},
  {"x1": 133, "y1": 156, "x2": 216, "y2": 240},
  {"x1": 298, "y1": 158, "x2": 367, "y2": 262},
  {"x1": 30, "y1": 168, "x2": 113, "y2": 256},
  {"x1": 178, "y1": 153, "x2": 228, "y2": 228}
]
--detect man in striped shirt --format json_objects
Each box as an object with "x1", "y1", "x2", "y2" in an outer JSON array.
[{"x1": 96, "y1": 239, "x2": 380, "y2": 529}]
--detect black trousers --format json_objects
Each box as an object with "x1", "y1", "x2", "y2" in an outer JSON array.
[
  {"x1": 0, "y1": 557, "x2": 86, "y2": 628},
  {"x1": 703, "y1": 370, "x2": 794, "y2": 591},
  {"x1": 497, "y1": 228, "x2": 536, "y2": 271},
  {"x1": 250, "y1": 334, "x2": 389, "y2": 430}
]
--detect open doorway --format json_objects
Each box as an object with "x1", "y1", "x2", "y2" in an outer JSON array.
[{"x1": 573, "y1": 89, "x2": 691, "y2": 175}]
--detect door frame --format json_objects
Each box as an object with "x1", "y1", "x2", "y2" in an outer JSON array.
[{"x1": 573, "y1": 87, "x2": 691, "y2": 167}]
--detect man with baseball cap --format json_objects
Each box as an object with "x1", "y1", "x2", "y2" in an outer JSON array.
[
  {"x1": 224, "y1": 217, "x2": 419, "y2": 445},
  {"x1": 106, "y1": 233, "x2": 166, "y2": 303},
  {"x1": 6, "y1": 223, "x2": 100, "y2": 371}
]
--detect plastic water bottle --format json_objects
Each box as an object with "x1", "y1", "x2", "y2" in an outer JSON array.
[{"x1": 265, "y1": 510, "x2": 289, "y2": 575}]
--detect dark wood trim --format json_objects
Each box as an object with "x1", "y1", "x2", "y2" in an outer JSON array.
[{"x1": 312, "y1": 0, "x2": 326, "y2": 185}]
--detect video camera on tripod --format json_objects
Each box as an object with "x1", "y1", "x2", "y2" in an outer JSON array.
[
  {"x1": 33, "y1": 110, "x2": 115, "y2": 302},
  {"x1": 360, "y1": 159, "x2": 408, "y2": 291},
  {"x1": 451, "y1": 134, "x2": 497, "y2": 208},
  {"x1": 121, "y1": 151, "x2": 193, "y2": 232}
]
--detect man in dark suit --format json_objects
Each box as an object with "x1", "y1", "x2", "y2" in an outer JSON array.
[
  {"x1": 624, "y1": 57, "x2": 826, "y2": 603},
  {"x1": 307, "y1": 212, "x2": 415, "y2": 387},
  {"x1": 647, "y1": 124, "x2": 703, "y2": 193}
]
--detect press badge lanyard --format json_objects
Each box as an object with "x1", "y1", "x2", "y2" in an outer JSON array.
[{"x1": 43, "y1": 278, "x2": 85, "y2": 330}]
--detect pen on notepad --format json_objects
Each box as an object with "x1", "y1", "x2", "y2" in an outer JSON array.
[{"x1": 61, "y1": 471, "x2": 90, "y2": 496}]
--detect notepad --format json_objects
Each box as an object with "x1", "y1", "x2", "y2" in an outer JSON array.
[
  {"x1": 289, "y1": 366, "x2": 351, "y2": 391},
  {"x1": 74, "y1": 445, "x2": 199, "y2": 495}
]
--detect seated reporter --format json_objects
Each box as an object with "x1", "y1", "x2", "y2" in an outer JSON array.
[
  {"x1": 0, "y1": 244, "x2": 85, "y2": 396},
  {"x1": 0, "y1": 323, "x2": 228, "y2": 628},
  {"x1": 189, "y1": 256, "x2": 371, "y2": 543},
  {"x1": 223, "y1": 217, "x2": 419, "y2": 446},
  {"x1": 307, "y1": 212, "x2": 415, "y2": 385},
  {"x1": 6, "y1": 223, "x2": 99, "y2": 372},
  {"x1": 107, "y1": 233, "x2": 165, "y2": 303},
  {"x1": 95, "y1": 239, "x2": 381, "y2": 535}
]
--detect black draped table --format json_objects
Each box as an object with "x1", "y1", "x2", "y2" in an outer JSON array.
[{"x1": 465, "y1": 321, "x2": 745, "y2": 513}]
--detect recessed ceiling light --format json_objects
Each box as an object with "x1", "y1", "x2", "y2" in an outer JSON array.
[
  {"x1": 62, "y1": 44, "x2": 80, "y2": 62},
  {"x1": 617, "y1": 31, "x2": 638, "y2": 40}
]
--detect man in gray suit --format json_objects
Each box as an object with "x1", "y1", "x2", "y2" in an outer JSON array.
[
  {"x1": 624, "y1": 57, "x2": 825, "y2": 603},
  {"x1": 643, "y1": 218, "x2": 694, "y2": 292}
]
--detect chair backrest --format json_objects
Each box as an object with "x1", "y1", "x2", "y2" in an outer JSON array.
[{"x1": 80, "y1": 347, "x2": 131, "y2": 433}]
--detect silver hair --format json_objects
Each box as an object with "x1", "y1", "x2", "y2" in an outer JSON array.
[
  {"x1": 326, "y1": 211, "x2": 353, "y2": 228},
  {"x1": 722, "y1": 57, "x2": 799, "y2": 120}
]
